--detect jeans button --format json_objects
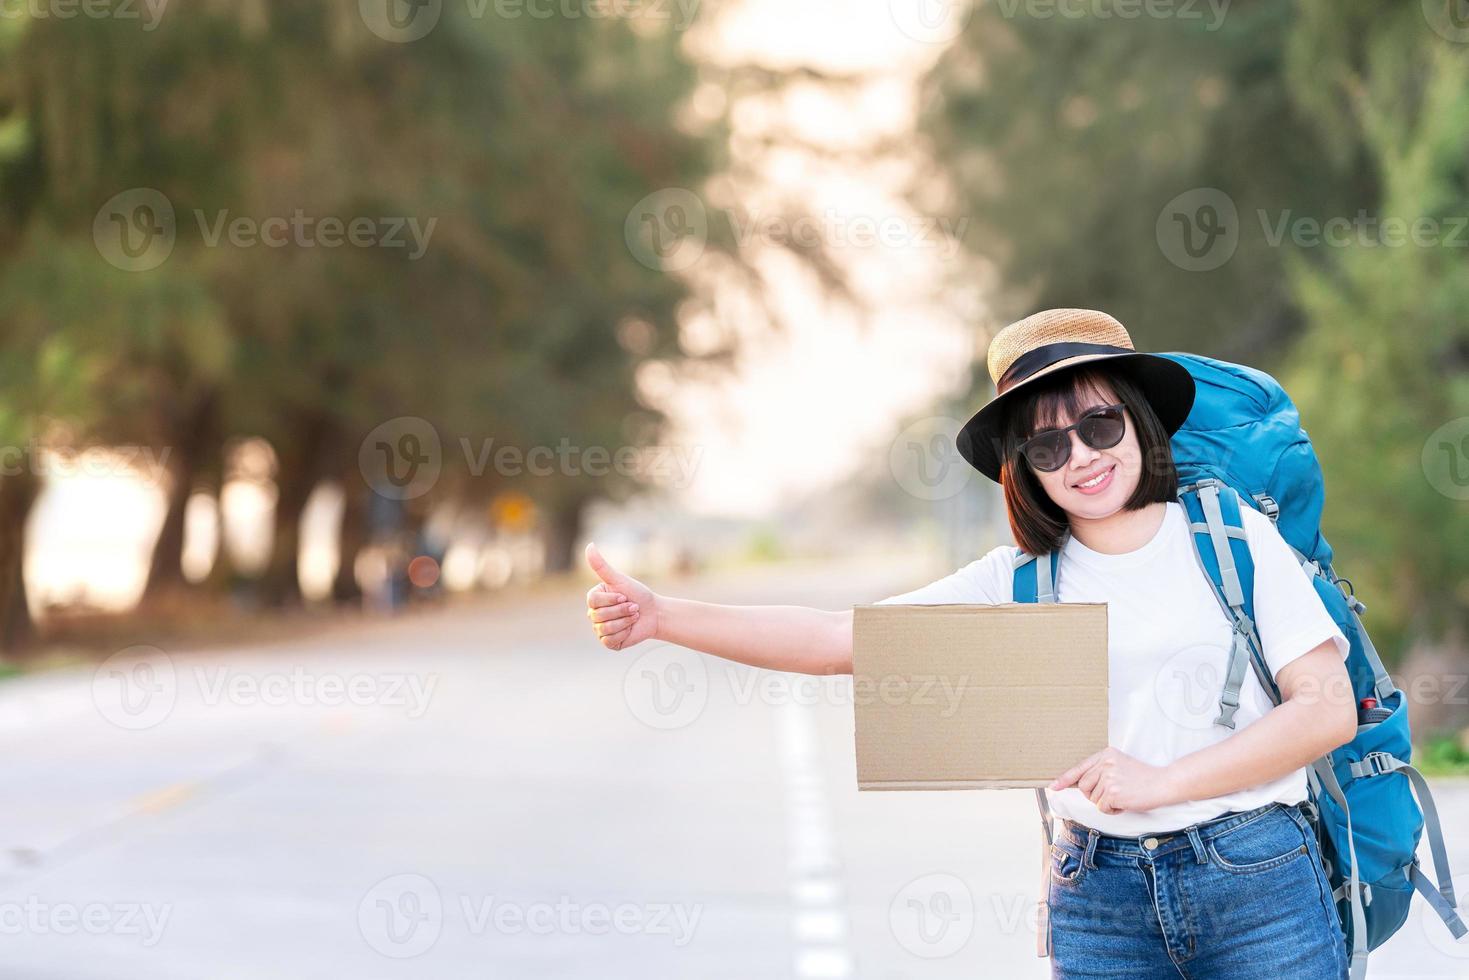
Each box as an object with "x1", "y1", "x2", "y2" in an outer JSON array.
[{"x1": 1143, "y1": 837, "x2": 1159, "y2": 850}]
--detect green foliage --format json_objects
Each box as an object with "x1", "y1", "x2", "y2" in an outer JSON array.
[
  {"x1": 1282, "y1": 5, "x2": 1469, "y2": 656},
  {"x1": 0, "y1": 1, "x2": 724, "y2": 573},
  {"x1": 744, "y1": 525, "x2": 785, "y2": 564},
  {"x1": 919, "y1": 1, "x2": 1373, "y2": 358},
  {"x1": 0, "y1": 229, "x2": 230, "y2": 445},
  {"x1": 1416, "y1": 733, "x2": 1469, "y2": 778}
]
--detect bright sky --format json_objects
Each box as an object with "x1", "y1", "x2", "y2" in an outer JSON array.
[{"x1": 662, "y1": 0, "x2": 984, "y2": 516}]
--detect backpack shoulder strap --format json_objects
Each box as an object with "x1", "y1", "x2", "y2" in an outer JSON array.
[
  {"x1": 1012, "y1": 550, "x2": 1039, "y2": 604},
  {"x1": 1012, "y1": 531, "x2": 1069, "y2": 605},
  {"x1": 1177, "y1": 480, "x2": 1277, "y2": 723}
]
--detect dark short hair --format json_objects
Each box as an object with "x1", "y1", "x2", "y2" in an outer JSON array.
[{"x1": 997, "y1": 364, "x2": 1178, "y2": 556}]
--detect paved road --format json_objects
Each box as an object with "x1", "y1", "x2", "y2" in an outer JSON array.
[{"x1": 0, "y1": 559, "x2": 1465, "y2": 979}]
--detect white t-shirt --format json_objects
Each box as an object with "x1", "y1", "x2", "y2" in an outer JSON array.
[{"x1": 876, "y1": 499, "x2": 1350, "y2": 836}]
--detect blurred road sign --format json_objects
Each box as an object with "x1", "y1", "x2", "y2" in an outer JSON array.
[{"x1": 491, "y1": 492, "x2": 536, "y2": 532}]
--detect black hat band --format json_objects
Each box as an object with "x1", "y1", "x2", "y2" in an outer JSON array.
[{"x1": 996, "y1": 342, "x2": 1136, "y2": 394}]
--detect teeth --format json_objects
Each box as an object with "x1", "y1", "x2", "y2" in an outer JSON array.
[{"x1": 1078, "y1": 468, "x2": 1109, "y2": 488}]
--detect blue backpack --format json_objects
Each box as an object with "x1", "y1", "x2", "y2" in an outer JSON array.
[{"x1": 1015, "y1": 352, "x2": 1466, "y2": 978}]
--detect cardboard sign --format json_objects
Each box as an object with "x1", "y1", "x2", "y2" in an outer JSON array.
[{"x1": 852, "y1": 602, "x2": 1109, "y2": 790}]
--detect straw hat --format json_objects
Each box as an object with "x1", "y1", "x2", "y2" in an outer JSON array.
[{"x1": 956, "y1": 308, "x2": 1195, "y2": 483}]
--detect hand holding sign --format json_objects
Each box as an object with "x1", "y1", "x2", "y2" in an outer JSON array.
[{"x1": 1049, "y1": 746, "x2": 1180, "y2": 815}]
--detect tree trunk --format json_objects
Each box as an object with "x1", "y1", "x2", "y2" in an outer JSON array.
[
  {"x1": 541, "y1": 495, "x2": 586, "y2": 575},
  {"x1": 260, "y1": 415, "x2": 332, "y2": 608},
  {"x1": 201, "y1": 463, "x2": 237, "y2": 597},
  {"x1": 0, "y1": 452, "x2": 41, "y2": 656},
  {"x1": 332, "y1": 475, "x2": 367, "y2": 604},
  {"x1": 143, "y1": 390, "x2": 217, "y2": 602}
]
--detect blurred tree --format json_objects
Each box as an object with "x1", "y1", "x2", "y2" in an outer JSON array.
[
  {"x1": 918, "y1": 2, "x2": 1375, "y2": 357},
  {"x1": 463, "y1": 11, "x2": 718, "y2": 573},
  {"x1": 0, "y1": 0, "x2": 736, "y2": 625},
  {"x1": 0, "y1": 239, "x2": 230, "y2": 612},
  {"x1": 0, "y1": 12, "x2": 233, "y2": 640},
  {"x1": 1280, "y1": 1, "x2": 1469, "y2": 670}
]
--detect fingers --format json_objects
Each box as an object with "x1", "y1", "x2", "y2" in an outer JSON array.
[
  {"x1": 1078, "y1": 765, "x2": 1122, "y2": 813},
  {"x1": 584, "y1": 546, "x2": 644, "y2": 641},
  {"x1": 594, "y1": 614, "x2": 638, "y2": 636},
  {"x1": 587, "y1": 587, "x2": 626, "y2": 610},
  {"x1": 589, "y1": 602, "x2": 638, "y2": 624},
  {"x1": 585, "y1": 541, "x2": 621, "y2": 587},
  {"x1": 598, "y1": 626, "x2": 633, "y2": 650},
  {"x1": 1050, "y1": 748, "x2": 1103, "y2": 790},
  {"x1": 1049, "y1": 747, "x2": 1130, "y2": 814}
]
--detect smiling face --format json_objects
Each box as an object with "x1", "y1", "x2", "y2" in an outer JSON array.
[
  {"x1": 998, "y1": 363, "x2": 1179, "y2": 556},
  {"x1": 1026, "y1": 376, "x2": 1143, "y2": 521}
]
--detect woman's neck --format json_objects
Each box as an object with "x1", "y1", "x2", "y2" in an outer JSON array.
[{"x1": 1066, "y1": 499, "x2": 1168, "y2": 555}]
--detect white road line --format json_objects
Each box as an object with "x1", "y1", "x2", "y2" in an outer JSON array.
[{"x1": 778, "y1": 693, "x2": 854, "y2": 979}]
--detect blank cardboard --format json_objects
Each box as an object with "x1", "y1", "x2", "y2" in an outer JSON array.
[{"x1": 852, "y1": 602, "x2": 1108, "y2": 790}]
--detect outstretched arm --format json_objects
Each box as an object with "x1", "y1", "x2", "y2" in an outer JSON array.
[{"x1": 584, "y1": 543, "x2": 854, "y2": 675}]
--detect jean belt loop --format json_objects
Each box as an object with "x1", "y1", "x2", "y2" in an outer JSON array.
[
  {"x1": 1186, "y1": 826, "x2": 1208, "y2": 865},
  {"x1": 1082, "y1": 828, "x2": 1100, "y2": 870}
]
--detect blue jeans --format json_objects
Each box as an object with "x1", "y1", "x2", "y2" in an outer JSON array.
[{"x1": 1047, "y1": 801, "x2": 1348, "y2": 979}]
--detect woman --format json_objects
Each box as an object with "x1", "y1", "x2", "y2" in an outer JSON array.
[{"x1": 582, "y1": 308, "x2": 1358, "y2": 978}]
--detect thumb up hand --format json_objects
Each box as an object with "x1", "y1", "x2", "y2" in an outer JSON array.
[{"x1": 584, "y1": 542, "x2": 657, "y2": 651}]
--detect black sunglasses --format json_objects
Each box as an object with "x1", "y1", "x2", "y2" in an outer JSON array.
[{"x1": 1018, "y1": 403, "x2": 1127, "y2": 473}]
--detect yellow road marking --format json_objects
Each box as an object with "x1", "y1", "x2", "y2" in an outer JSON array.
[{"x1": 131, "y1": 782, "x2": 197, "y2": 815}]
